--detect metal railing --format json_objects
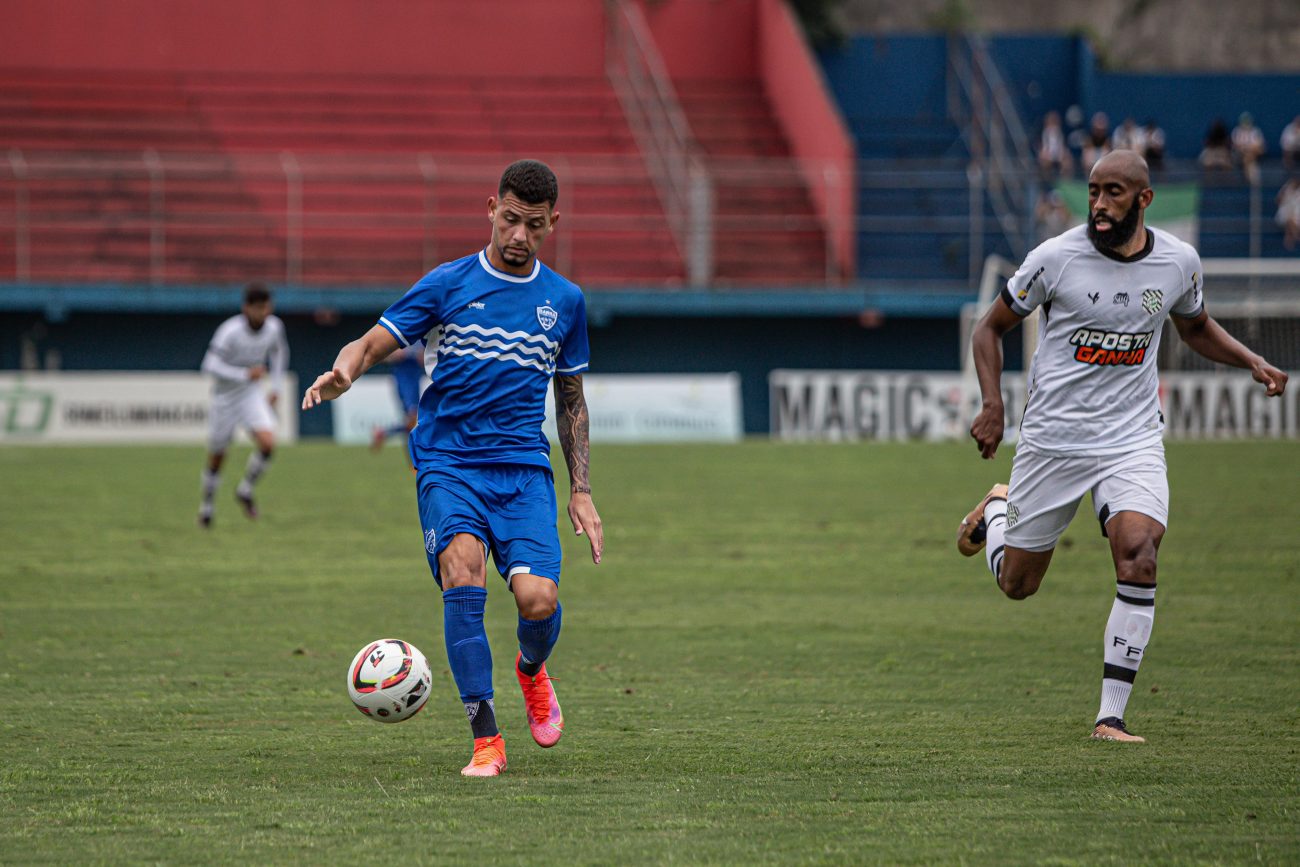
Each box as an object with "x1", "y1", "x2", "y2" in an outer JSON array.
[
  {"x1": 947, "y1": 33, "x2": 1036, "y2": 281},
  {"x1": 0, "y1": 149, "x2": 853, "y2": 288},
  {"x1": 605, "y1": 0, "x2": 712, "y2": 286}
]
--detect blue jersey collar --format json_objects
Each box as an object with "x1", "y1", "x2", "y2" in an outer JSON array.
[{"x1": 478, "y1": 248, "x2": 541, "y2": 283}]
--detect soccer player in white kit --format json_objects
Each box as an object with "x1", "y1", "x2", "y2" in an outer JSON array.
[
  {"x1": 198, "y1": 283, "x2": 289, "y2": 528},
  {"x1": 957, "y1": 151, "x2": 1288, "y2": 743}
]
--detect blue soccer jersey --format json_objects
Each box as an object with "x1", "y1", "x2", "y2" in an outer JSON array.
[{"x1": 378, "y1": 248, "x2": 590, "y2": 469}]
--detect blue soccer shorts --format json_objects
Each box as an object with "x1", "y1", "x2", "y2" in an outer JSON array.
[{"x1": 415, "y1": 463, "x2": 562, "y2": 588}]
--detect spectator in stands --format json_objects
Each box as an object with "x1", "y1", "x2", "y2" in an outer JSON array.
[
  {"x1": 1276, "y1": 177, "x2": 1300, "y2": 250},
  {"x1": 1199, "y1": 118, "x2": 1233, "y2": 171},
  {"x1": 1280, "y1": 115, "x2": 1300, "y2": 170},
  {"x1": 1231, "y1": 112, "x2": 1267, "y2": 184},
  {"x1": 1033, "y1": 188, "x2": 1073, "y2": 243},
  {"x1": 1081, "y1": 112, "x2": 1112, "y2": 175},
  {"x1": 1142, "y1": 119, "x2": 1166, "y2": 172},
  {"x1": 1037, "y1": 111, "x2": 1073, "y2": 179},
  {"x1": 1111, "y1": 116, "x2": 1145, "y2": 154}
]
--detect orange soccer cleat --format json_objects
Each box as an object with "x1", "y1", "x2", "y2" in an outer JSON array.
[
  {"x1": 516, "y1": 653, "x2": 564, "y2": 748},
  {"x1": 1092, "y1": 717, "x2": 1146, "y2": 743},
  {"x1": 460, "y1": 734, "x2": 507, "y2": 777}
]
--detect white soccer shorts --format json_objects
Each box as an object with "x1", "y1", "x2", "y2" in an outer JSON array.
[
  {"x1": 207, "y1": 387, "x2": 276, "y2": 451},
  {"x1": 1004, "y1": 442, "x2": 1169, "y2": 552}
]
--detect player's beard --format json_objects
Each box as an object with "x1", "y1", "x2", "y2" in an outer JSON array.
[
  {"x1": 1087, "y1": 200, "x2": 1142, "y2": 252},
  {"x1": 499, "y1": 243, "x2": 531, "y2": 266}
]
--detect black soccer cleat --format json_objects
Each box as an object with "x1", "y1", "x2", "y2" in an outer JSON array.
[{"x1": 235, "y1": 489, "x2": 258, "y2": 520}]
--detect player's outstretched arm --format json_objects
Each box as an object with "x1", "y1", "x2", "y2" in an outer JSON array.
[
  {"x1": 554, "y1": 373, "x2": 602, "y2": 565},
  {"x1": 302, "y1": 325, "x2": 400, "y2": 410},
  {"x1": 969, "y1": 297, "x2": 1025, "y2": 459},
  {"x1": 1173, "y1": 312, "x2": 1288, "y2": 396}
]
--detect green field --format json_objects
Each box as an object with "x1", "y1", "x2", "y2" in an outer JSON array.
[{"x1": 1, "y1": 441, "x2": 1297, "y2": 864}]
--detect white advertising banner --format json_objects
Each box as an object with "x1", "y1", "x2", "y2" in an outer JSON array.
[
  {"x1": 770, "y1": 369, "x2": 1027, "y2": 442},
  {"x1": 0, "y1": 372, "x2": 298, "y2": 444},
  {"x1": 338, "y1": 372, "x2": 744, "y2": 445},
  {"x1": 769, "y1": 369, "x2": 1300, "y2": 441},
  {"x1": 335, "y1": 371, "x2": 748, "y2": 444},
  {"x1": 548, "y1": 373, "x2": 743, "y2": 443},
  {"x1": 1160, "y1": 372, "x2": 1300, "y2": 438},
  {"x1": 331, "y1": 376, "x2": 425, "y2": 446}
]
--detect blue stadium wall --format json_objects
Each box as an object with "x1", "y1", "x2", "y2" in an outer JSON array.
[{"x1": 819, "y1": 34, "x2": 1300, "y2": 161}]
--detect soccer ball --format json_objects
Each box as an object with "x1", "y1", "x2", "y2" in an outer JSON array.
[{"x1": 347, "y1": 638, "x2": 433, "y2": 723}]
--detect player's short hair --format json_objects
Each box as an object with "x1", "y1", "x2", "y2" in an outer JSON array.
[
  {"x1": 499, "y1": 160, "x2": 558, "y2": 208},
  {"x1": 243, "y1": 282, "x2": 272, "y2": 305}
]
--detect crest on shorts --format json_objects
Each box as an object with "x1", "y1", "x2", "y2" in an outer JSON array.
[
  {"x1": 424, "y1": 528, "x2": 437, "y2": 555},
  {"x1": 536, "y1": 305, "x2": 558, "y2": 331},
  {"x1": 1141, "y1": 289, "x2": 1163, "y2": 315},
  {"x1": 1005, "y1": 502, "x2": 1020, "y2": 528}
]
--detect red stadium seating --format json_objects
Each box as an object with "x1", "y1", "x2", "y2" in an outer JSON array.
[{"x1": 0, "y1": 69, "x2": 689, "y2": 286}]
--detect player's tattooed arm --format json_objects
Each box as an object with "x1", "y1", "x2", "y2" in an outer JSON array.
[
  {"x1": 555, "y1": 373, "x2": 602, "y2": 564},
  {"x1": 554, "y1": 374, "x2": 591, "y2": 493}
]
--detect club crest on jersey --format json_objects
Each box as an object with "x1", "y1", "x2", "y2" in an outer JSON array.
[
  {"x1": 1141, "y1": 289, "x2": 1163, "y2": 315},
  {"x1": 536, "y1": 305, "x2": 558, "y2": 331}
]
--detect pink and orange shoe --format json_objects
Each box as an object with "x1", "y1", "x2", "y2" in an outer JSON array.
[
  {"x1": 516, "y1": 653, "x2": 564, "y2": 748},
  {"x1": 460, "y1": 734, "x2": 507, "y2": 777}
]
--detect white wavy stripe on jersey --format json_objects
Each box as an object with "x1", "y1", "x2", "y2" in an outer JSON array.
[
  {"x1": 444, "y1": 322, "x2": 558, "y2": 350},
  {"x1": 438, "y1": 343, "x2": 555, "y2": 374},
  {"x1": 441, "y1": 332, "x2": 557, "y2": 361}
]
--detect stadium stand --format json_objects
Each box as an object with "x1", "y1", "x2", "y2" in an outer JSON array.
[
  {"x1": 675, "y1": 78, "x2": 828, "y2": 284},
  {"x1": 0, "y1": 68, "x2": 685, "y2": 286}
]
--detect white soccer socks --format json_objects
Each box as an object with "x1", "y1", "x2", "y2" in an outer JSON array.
[
  {"x1": 983, "y1": 498, "x2": 1009, "y2": 579},
  {"x1": 200, "y1": 468, "x2": 220, "y2": 509},
  {"x1": 237, "y1": 450, "x2": 271, "y2": 496},
  {"x1": 1097, "y1": 581, "x2": 1156, "y2": 723}
]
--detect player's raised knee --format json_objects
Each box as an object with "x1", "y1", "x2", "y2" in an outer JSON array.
[
  {"x1": 513, "y1": 576, "x2": 557, "y2": 619},
  {"x1": 998, "y1": 577, "x2": 1038, "y2": 600}
]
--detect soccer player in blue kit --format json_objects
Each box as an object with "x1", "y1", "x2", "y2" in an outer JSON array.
[
  {"x1": 303, "y1": 160, "x2": 603, "y2": 777},
  {"x1": 369, "y1": 342, "x2": 424, "y2": 454}
]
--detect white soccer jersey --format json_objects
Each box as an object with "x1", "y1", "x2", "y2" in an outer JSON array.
[
  {"x1": 1002, "y1": 225, "x2": 1204, "y2": 455},
  {"x1": 201, "y1": 314, "x2": 289, "y2": 397}
]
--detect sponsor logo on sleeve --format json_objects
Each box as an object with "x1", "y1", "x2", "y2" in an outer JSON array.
[
  {"x1": 1067, "y1": 328, "x2": 1154, "y2": 366},
  {"x1": 1016, "y1": 266, "x2": 1045, "y2": 301}
]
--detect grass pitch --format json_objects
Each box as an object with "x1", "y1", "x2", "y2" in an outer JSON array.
[{"x1": 1, "y1": 440, "x2": 1296, "y2": 864}]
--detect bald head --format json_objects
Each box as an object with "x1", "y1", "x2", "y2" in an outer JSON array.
[
  {"x1": 1090, "y1": 150, "x2": 1151, "y2": 189},
  {"x1": 1086, "y1": 149, "x2": 1154, "y2": 256}
]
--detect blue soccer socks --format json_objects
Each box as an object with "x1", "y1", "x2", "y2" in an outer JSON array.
[
  {"x1": 516, "y1": 603, "x2": 562, "y2": 677},
  {"x1": 442, "y1": 586, "x2": 494, "y2": 703}
]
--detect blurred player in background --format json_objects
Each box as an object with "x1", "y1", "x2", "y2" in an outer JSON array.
[
  {"x1": 369, "y1": 341, "x2": 425, "y2": 454},
  {"x1": 303, "y1": 160, "x2": 602, "y2": 777},
  {"x1": 957, "y1": 151, "x2": 1288, "y2": 743},
  {"x1": 198, "y1": 282, "x2": 289, "y2": 527}
]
